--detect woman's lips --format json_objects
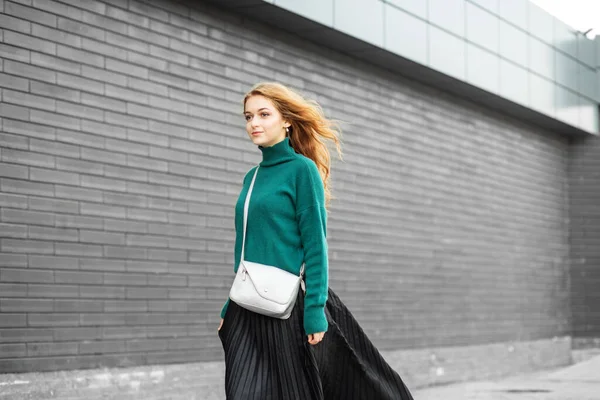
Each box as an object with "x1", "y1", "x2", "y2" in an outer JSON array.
[{"x1": 252, "y1": 132, "x2": 262, "y2": 136}]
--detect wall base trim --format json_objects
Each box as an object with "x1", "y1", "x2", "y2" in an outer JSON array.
[{"x1": 0, "y1": 336, "x2": 574, "y2": 398}]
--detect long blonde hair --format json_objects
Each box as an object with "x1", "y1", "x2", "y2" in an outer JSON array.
[{"x1": 243, "y1": 82, "x2": 342, "y2": 209}]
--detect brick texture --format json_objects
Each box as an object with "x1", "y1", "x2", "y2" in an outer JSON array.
[
  {"x1": 569, "y1": 135, "x2": 600, "y2": 341},
  {"x1": 0, "y1": 0, "x2": 574, "y2": 375}
]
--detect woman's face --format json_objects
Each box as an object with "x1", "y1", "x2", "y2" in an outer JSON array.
[{"x1": 244, "y1": 95, "x2": 289, "y2": 148}]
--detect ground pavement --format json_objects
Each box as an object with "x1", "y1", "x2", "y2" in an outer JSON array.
[
  {"x1": 0, "y1": 355, "x2": 597, "y2": 399},
  {"x1": 414, "y1": 354, "x2": 600, "y2": 400}
]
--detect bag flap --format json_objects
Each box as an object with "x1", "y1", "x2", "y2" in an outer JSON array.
[{"x1": 241, "y1": 260, "x2": 301, "y2": 305}]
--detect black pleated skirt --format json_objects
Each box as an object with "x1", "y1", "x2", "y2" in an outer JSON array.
[{"x1": 218, "y1": 288, "x2": 414, "y2": 400}]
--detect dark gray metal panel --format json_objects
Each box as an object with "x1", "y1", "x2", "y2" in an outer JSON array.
[
  {"x1": 300, "y1": 26, "x2": 376, "y2": 52},
  {"x1": 202, "y1": 0, "x2": 265, "y2": 6},
  {"x1": 231, "y1": 3, "x2": 326, "y2": 32},
  {"x1": 274, "y1": 0, "x2": 334, "y2": 27}
]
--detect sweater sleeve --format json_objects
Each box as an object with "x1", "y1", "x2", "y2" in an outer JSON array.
[
  {"x1": 220, "y1": 167, "x2": 255, "y2": 319},
  {"x1": 296, "y1": 160, "x2": 329, "y2": 335}
]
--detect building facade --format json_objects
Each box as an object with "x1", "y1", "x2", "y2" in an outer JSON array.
[{"x1": 0, "y1": 0, "x2": 599, "y2": 396}]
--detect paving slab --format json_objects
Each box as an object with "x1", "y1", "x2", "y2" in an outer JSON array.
[{"x1": 415, "y1": 355, "x2": 600, "y2": 400}]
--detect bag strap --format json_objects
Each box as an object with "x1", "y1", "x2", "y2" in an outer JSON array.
[
  {"x1": 240, "y1": 166, "x2": 305, "y2": 280},
  {"x1": 241, "y1": 166, "x2": 260, "y2": 262}
]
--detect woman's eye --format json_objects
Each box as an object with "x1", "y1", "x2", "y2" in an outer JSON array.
[
  {"x1": 261, "y1": 113, "x2": 269, "y2": 117},
  {"x1": 244, "y1": 115, "x2": 251, "y2": 121}
]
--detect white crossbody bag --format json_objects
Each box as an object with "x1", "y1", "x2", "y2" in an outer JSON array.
[{"x1": 229, "y1": 166, "x2": 305, "y2": 319}]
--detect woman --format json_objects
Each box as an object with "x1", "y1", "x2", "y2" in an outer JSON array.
[{"x1": 218, "y1": 82, "x2": 414, "y2": 400}]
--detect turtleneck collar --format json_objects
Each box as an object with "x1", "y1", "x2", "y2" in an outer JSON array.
[{"x1": 258, "y1": 137, "x2": 297, "y2": 167}]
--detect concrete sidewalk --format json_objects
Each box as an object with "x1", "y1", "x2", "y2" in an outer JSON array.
[
  {"x1": 0, "y1": 355, "x2": 597, "y2": 399},
  {"x1": 414, "y1": 355, "x2": 600, "y2": 400}
]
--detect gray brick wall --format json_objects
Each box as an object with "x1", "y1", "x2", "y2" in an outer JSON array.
[
  {"x1": 569, "y1": 134, "x2": 600, "y2": 342},
  {"x1": 1, "y1": 0, "x2": 572, "y2": 374}
]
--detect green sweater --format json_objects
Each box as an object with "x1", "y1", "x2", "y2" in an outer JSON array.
[{"x1": 220, "y1": 137, "x2": 329, "y2": 335}]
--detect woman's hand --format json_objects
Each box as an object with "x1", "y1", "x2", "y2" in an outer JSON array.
[
  {"x1": 308, "y1": 332, "x2": 325, "y2": 345},
  {"x1": 218, "y1": 318, "x2": 224, "y2": 332}
]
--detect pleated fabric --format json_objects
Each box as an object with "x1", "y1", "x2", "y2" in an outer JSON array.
[{"x1": 218, "y1": 288, "x2": 414, "y2": 400}]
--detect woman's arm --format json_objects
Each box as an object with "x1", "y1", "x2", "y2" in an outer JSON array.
[{"x1": 296, "y1": 159, "x2": 329, "y2": 336}]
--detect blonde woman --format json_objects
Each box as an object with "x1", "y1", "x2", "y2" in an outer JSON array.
[{"x1": 218, "y1": 82, "x2": 414, "y2": 399}]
